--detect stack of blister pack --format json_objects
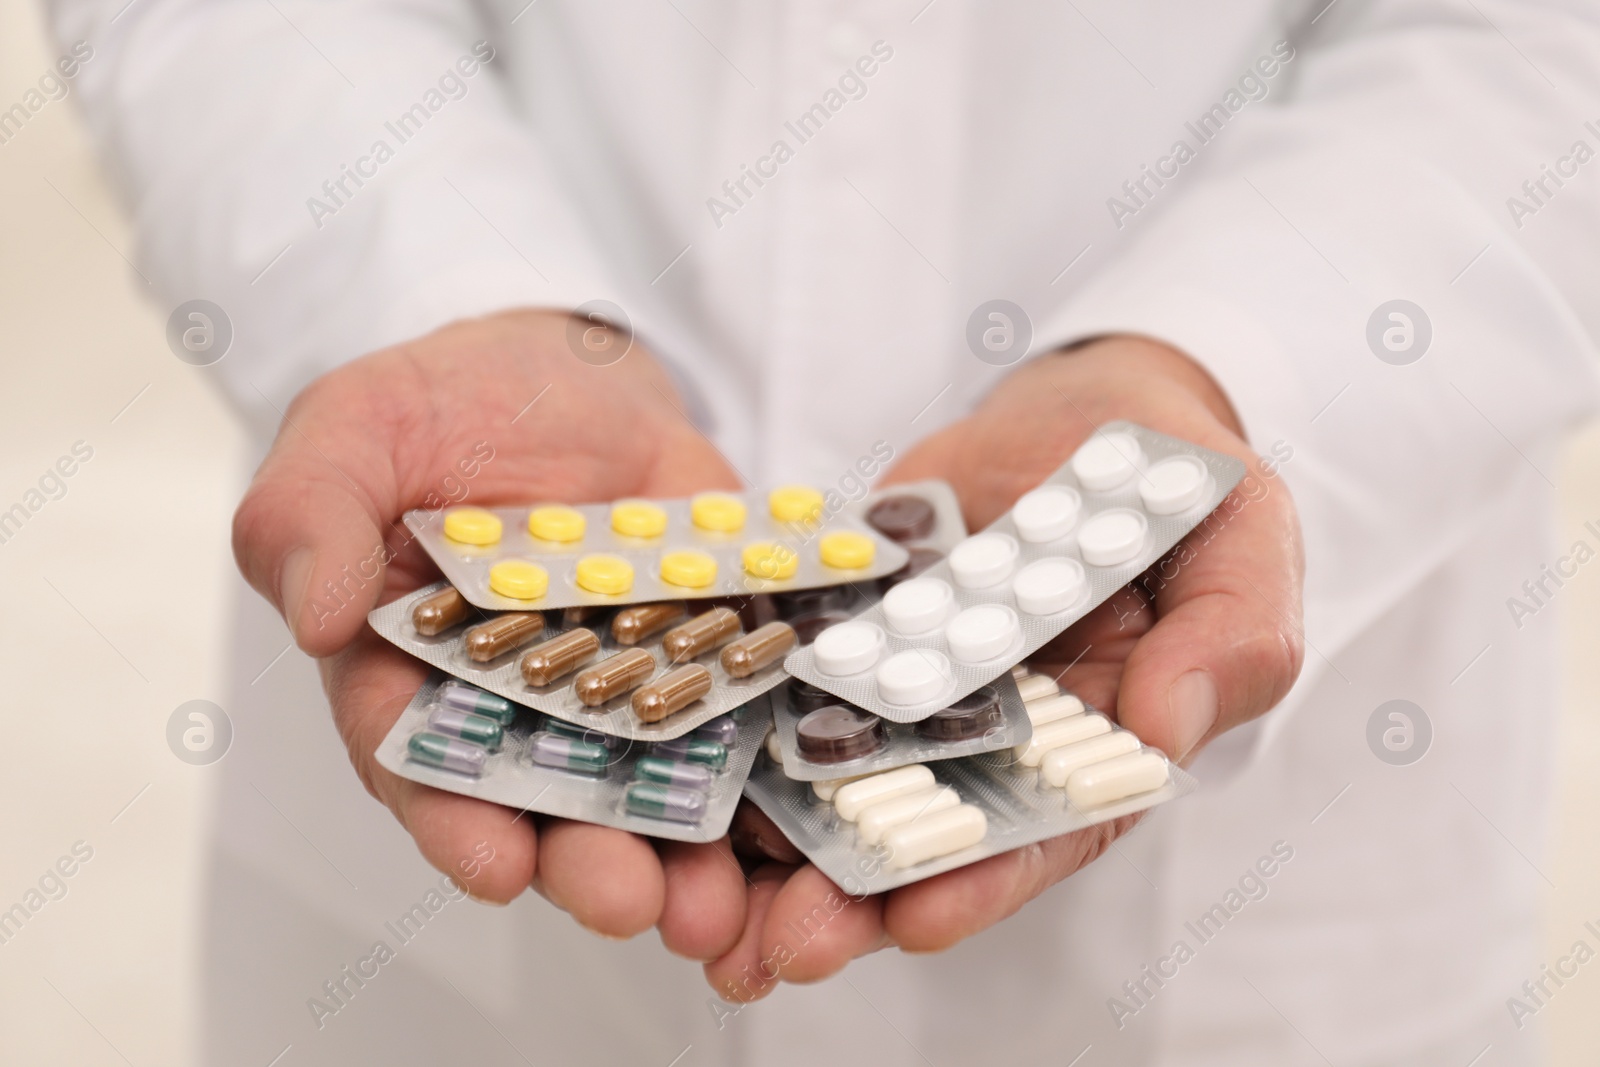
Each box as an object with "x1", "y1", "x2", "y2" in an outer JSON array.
[{"x1": 372, "y1": 422, "x2": 1244, "y2": 881}]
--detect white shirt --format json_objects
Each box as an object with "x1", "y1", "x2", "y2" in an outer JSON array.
[{"x1": 50, "y1": 0, "x2": 1600, "y2": 1062}]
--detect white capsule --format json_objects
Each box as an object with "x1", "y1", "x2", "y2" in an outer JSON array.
[
  {"x1": 855, "y1": 785, "x2": 962, "y2": 845},
  {"x1": 875, "y1": 648, "x2": 953, "y2": 706},
  {"x1": 812, "y1": 773, "x2": 871, "y2": 802},
  {"x1": 813, "y1": 620, "x2": 887, "y2": 676},
  {"x1": 1014, "y1": 712, "x2": 1110, "y2": 766},
  {"x1": 1025, "y1": 692, "x2": 1085, "y2": 727},
  {"x1": 1072, "y1": 431, "x2": 1145, "y2": 491},
  {"x1": 1016, "y1": 673, "x2": 1059, "y2": 703},
  {"x1": 1013, "y1": 557, "x2": 1087, "y2": 615},
  {"x1": 1078, "y1": 509, "x2": 1148, "y2": 567},
  {"x1": 1010, "y1": 664, "x2": 1031, "y2": 681},
  {"x1": 833, "y1": 764, "x2": 937, "y2": 821},
  {"x1": 1040, "y1": 730, "x2": 1143, "y2": 788},
  {"x1": 1011, "y1": 485, "x2": 1081, "y2": 542},
  {"x1": 944, "y1": 604, "x2": 1021, "y2": 664},
  {"x1": 883, "y1": 804, "x2": 988, "y2": 869},
  {"x1": 1066, "y1": 750, "x2": 1170, "y2": 807},
  {"x1": 948, "y1": 532, "x2": 1020, "y2": 589},
  {"x1": 765, "y1": 727, "x2": 785, "y2": 766},
  {"x1": 882, "y1": 577, "x2": 956, "y2": 636}
]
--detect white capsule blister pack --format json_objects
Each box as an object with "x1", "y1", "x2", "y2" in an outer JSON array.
[
  {"x1": 406, "y1": 488, "x2": 910, "y2": 613},
  {"x1": 375, "y1": 673, "x2": 768, "y2": 842},
  {"x1": 783, "y1": 423, "x2": 1245, "y2": 722},
  {"x1": 368, "y1": 583, "x2": 795, "y2": 741},
  {"x1": 744, "y1": 693, "x2": 1195, "y2": 893},
  {"x1": 769, "y1": 672, "x2": 1032, "y2": 782}
]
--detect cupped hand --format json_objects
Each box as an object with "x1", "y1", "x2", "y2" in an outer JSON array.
[
  {"x1": 232, "y1": 308, "x2": 749, "y2": 960},
  {"x1": 706, "y1": 335, "x2": 1306, "y2": 999}
]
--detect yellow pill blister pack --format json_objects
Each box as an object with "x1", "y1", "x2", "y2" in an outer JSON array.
[{"x1": 404, "y1": 488, "x2": 911, "y2": 613}]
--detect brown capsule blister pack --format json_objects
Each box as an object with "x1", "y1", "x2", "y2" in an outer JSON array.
[{"x1": 367, "y1": 582, "x2": 796, "y2": 740}]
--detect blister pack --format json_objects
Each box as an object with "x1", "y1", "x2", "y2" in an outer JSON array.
[
  {"x1": 783, "y1": 423, "x2": 1245, "y2": 722},
  {"x1": 405, "y1": 488, "x2": 911, "y2": 613},
  {"x1": 375, "y1": 673, "x2": 768, "y2": 842},
  {"x1": 743, "y1": 688, "x2": 1194, "y2": 893},
  {"x1": 769, "y1": 672, "x2": 1031, "y2": 782},
  {"x1": 368, "y1": 584, "x2": 797, "y2": 740}
]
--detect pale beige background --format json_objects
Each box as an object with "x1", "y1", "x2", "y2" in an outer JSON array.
[{"x1": 0, "y1": 0, "x2": 1596, "y2": 1062}]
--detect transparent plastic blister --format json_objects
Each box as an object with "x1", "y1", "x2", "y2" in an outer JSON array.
[
  {"x1": 375, "y1": 673, "x2": 769, "y2": 842},
  {"x1": 783, "y1": 423, "x2": 1245, "y2": 722},
  {"x1": 405, "y1": 489, "x2": 911, "y2": 613},
  {"x1": 367, "y1": 583, "x2": 794, "y2": 741},
  {"x1": 742, "y1": 707, "x2": 1195, "y2": 893},
  {"x1": 769, "y1": 673, "x2": 1032, "y2": 781}
]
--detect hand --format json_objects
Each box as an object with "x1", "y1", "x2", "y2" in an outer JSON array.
[
  {"x1": 232, "y1": 308, "x2": 751, "y2": 960},
  {"x1": 706, "y1": 335, "x2": 1305, "y2": 999}
]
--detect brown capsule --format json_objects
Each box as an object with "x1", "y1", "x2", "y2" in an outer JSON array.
[
  {"x1": 719, "y1": 621, "x2": 798, "y2": 679},
  {"x1": 520, "y1": 628, "x2": 602, "y2": 687},
  {"x1": 611, "y1": 602, "x2": 688, "y2": 646},
  {"x1": 562, "y1": 605, "x2": 610, "y2": 628},
  {"x1": 631, "y1": 664, "x2": 714, "y2": 723},
  {"x1": 574, "y1": 647, "x2": 656, "y2": 707},
  {"x1": 412, "y1": 586, "x2": 468, "y2": 636},
  {"x1": 662, "y1": 608, "x2": 743, "y2": 664},
  {"x1": 464, "y1": 612, "x2": 544, "y2": 662}
]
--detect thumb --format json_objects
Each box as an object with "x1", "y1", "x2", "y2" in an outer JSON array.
[
  {"x1": 1114, "y1": 476, "x2": 1306, "y2": 764},
  {"x1": 232, "y1": 416, "x2": 396, "y2": 657}
]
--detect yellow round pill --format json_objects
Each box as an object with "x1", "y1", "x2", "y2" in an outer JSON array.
[
  {"x1": 769, "y1": 485, "x2": 825, "y2": 525},
  {"x1": 742, "y1": 541, "x2": 799, "y2": 581},
  {"x1": 488, "y1": 559, "x2": 549, "y2": 600},
  {"x1": 820, "y1": 531, "x2": 876, "y2": 569},
  {"x1": 691, "y1": 493, "x2": 747, "y2": 533},
  {"x1": 528, "y1": 505, "x2": 586, "y2": 542},
  {"x1": 576, "y1": 554, "x2": 634, "y2": 595},
  {"x1": 659, "y1": 550, "x2": 718, "y2": 589},
  {"x1": 611, "y1": 501, "x2": 668, "y2": 538},
  {"x1": 442, "y1": 507, "x2": 503, "y2": 546}
]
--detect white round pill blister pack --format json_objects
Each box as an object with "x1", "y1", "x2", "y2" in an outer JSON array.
[{"x1": 783, "y1": 421, "x2": 1244, "y2": 722}]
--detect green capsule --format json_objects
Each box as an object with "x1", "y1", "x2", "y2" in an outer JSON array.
[
  {"x1": 436, "y1": 680, "x2": 517, "y2": 725},
  {"x1": 625, "y1": 781, "x2": 708, "y2": 823},
  {"x1": 407, "y1": 731, "x2": 488, "y2": 777},
  {"x1": 543, "y1": 716, "x2": 623, "y2": 749},
  {"x1": 529, "y1": 732, "x2": 610, "y2": 774},
  {"x1": 425, "y1": 706, "x2": 504, "y2": 751},
  {"x1": 634, "y1": 755, "x2": 714, "y2": 792},
  {"x1": 651, "y1": 736, "x2": 727, "y2": 769}
]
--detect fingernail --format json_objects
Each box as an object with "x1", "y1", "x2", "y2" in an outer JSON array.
[
  {"x1": 1168, "y1": 670, "x2": 1218, "y2": 761},
  {"x1": 279, "y1": 548, "x2": 315, "y2": 642}
]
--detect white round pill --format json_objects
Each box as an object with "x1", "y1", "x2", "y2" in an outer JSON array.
[
  {"x1": 1071, "y1": 432, "x2": 1145, "y2": 491},
  {"x1": 813, "y1": 620, "x2": 887, "y2": 676},
  {"x1": 948, "y1": 532, "x2": 1020, "y2": 589},
  {"x1": 882, "y1": 577, "x2": 956, "y2": 636},
  {"x1": 1012, "y1": 557, "x2": 1087, "y2": 615},
  {"x1": 875, "y1": 648, "x2": 953, "y2": 706},
  {"x1": 1078, "y1": 509, "x2": 1148, "y2": 567},
  {"x1": 1011, "y1": 485, "x2": 1081, "y2": 543},
  {"x1": 944, "y1": 604, "x2": 1022, "y2": 664},
  {"x1": 1139, "y1": 455, "x2": 1210, "y2": 514}
]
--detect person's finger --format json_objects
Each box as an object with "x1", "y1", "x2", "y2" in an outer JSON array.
[
  {"x1": 534, "y1": 819, "x2": 666, "y2": 938},
  {"x1": 881, "y1": 815, "x2": 1142, "y2": 952},
  {"x1": 758, "y1": 867, "x2": 887, "y2": 984},
  {"x1": 703, "y1": 863, "x2": 795, "y2": 1003},
  {"x1": 320, "y1": 635, "x2": 538, "y2": 903},
  {"x1": 232, "y1": 367, "x2": 407, "y2": 656},
  {"x1": 1114, "y1": 467, "x2": 1305, "y2": 763},
  {"x1": 657, "y1": 838, "x2": 749, "y2": 960}
]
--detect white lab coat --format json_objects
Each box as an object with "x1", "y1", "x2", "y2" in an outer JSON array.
[{"x1": 50, "y1": 0, "x2": 1600, "y2": 1062}]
